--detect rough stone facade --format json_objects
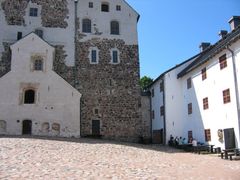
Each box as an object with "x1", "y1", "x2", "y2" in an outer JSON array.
[
  {"x1": 53, "y1": 45, "x2": 75, "y2": 87},
  {"x1": 1, "y1": 0, "x2": 29, "y2": 25},
  {"x1": 0, "y1": 42, "x2": 11, "y2": 78},
  {"x1": 75, "y1": 39, "x2": 142, "y2": 141},
  {"x1": 1, "y1": 0, "x2": 68, "y2": 28}
]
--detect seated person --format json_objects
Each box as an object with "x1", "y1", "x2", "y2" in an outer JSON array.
[
  {"x1": 182, "y1": 138, "x2": 187, "y2": 144},
  {"x1": 192, "y1": 139, "x2": 197, "y2": 147}
]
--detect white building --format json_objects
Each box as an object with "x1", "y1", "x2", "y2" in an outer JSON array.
[
  {"x1": 0, "y1": 33, "x2": 82, "y2": 137},
  {"x1": 150, "y1": 16, "x2": 240, "y2": 149}
]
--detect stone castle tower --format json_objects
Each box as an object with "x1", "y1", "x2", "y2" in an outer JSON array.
[{"x1": 0, "y1": 0, "x2": 142, "y2": 141}]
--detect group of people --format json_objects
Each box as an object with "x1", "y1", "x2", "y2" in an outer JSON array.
[{"x1": 168, "y1": 135, "x2": 198, "y2": 147}]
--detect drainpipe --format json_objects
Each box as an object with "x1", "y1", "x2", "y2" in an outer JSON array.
[
  {"x1": 162, "y1": 78, "x2": 166, "y2": 145},
  {"x1": 149, "y1": 91, "x2": 153, "y2": 142},
  {"x1": 227, "y1": 46, "x2": 240, "y2": 145},
  {"x1": 74, "y1": 0, "x2": 81, "y2": 137},
  {"x1": 74, "y1": 0, "x2": 78, "y2": 88}
]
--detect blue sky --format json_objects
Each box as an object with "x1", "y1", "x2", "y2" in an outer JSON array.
[{"x1": 126, "y1": 0, "x2": 240, "y2": 79}]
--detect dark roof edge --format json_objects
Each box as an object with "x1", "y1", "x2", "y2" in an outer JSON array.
[
  {"x1": 177, "y1": 25, "x2": 240, "y2": 78},
  {"x1": 10, "y1": 32, "x2": 54, "y2": 49},
  {"x1": 123, "y1": 0, "x2": 140, "y2": 22},
  {"x1": 147, "y1": 53, "x2": 201, "y2": 88}
]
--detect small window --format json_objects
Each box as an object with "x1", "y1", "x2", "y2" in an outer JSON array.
[
  {"x1": 111, "y1": 50, "x2": 119, "y2": 64},
  {"x1": 160, "y1": 106, "x2": 164, "y2": 116},
  {"x1": 188, "y1": 103, "x2": 192, "y2": 115},
  {"x1": 89, "y1": 2, "x2": 93, "y2": 8},
  {"x1": 24, "y1": 89, "x2": 35, "y2": 104},
  {"x1": 152, "y1": 110, "x2": 155, "y2": 119},
  {"x1": 29, "y1": 8, "x2": 38, "y2": 17},
  {"x1": 35, "y1": 29, "x2": 43, "y2": 38},
  {"x1": 34, "y1": 59, "x2": 43, "y2": 71},
  {"x1": 223, "y1": 89, "x2": 231, "y2": 104},
  {"x1": 111, "y1": 21, "x2": 119, "y2": 35},
  {"x1": 202, "y1": 67, "x2": 207, "y2": 80},
  {"x1": 82, "y1": 19, "x2": 92, "y2": 33},
  {"x1": 219, "y1": 54, "x2": 227, "y2": 70},
  {"x1": 90, "y1": 49, "x2": 98, "y2": 64},
  {"x1": 116, "y1": 5, "x2": 121, "y2": 11},
  {"x1": 151, "y1": 88, "x2": 154, "y2": 97},
  {"x1": 17, "y1": 32, "x2": 22, "y2": 40},
  {"x1": 187, "y1": 77, "x2": 192, "y2": 89},
  {"x1": 160, "y1": 81, "x2": 164, "y2": 92},
  {"x1": 203, "y1": 97, "x2": 209, "y2": 110},
  {"x1": 101, "y1": 3, "x2": 109, "y2": 12},
  {"x1": 205, "y1": 129, "x2": 211, "y2": 142}
]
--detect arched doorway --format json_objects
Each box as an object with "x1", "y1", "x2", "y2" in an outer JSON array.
[{"x1": 22, "y1": 120, "x2": 32, "y2": 135}]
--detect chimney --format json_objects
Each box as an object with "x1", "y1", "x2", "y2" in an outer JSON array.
[
  {"x1": 219, "y1": 30, "x2": 228, "y2": 39},
  {"x1": 228, "y1": 16, "x2": 240, "y2": 31},
  {"x1": 199, "y1": 42, "x2": 211, "y2": 52}
]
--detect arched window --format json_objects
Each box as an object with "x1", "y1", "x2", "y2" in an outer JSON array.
[
  {"x1": 24, "y1": 89, "x2": 35, "y2": 104},
  {"x1": 82, "y1": 19, "x2": 91, "y2": 33},
  {"x1": 34, "y1": 58, "x2": 43, "y2": 71},
  {"x1": 101, "y1": 3, "x2": 109, "y2": 12},
  {"x1": 111, "y1": 21, "x2": 119, "y2": 35}
]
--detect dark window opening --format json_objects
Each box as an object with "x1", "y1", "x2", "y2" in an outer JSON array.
[
  {"x1": 188, "y1": 103, "x2": 192, "y2": 114},
  {"x1": 29, "y1": 8, "x2": 38, "y2": 17},
  {"x1": 223, "y1": 89, "x2": 231, "y2": 104},
  {"x1": 34, "y1": 59, "x2": 43, "y2": 71},
  {"x1": 17, "y1": 32, "x2": 22, "y2": 40},
  {"x1": 187, "y1": 77, "x2": 192, "y2": 89},
  {"x1": 91, "y1": 50, "x2": 97, "y2": 63},
  {"x1": 203, "y1": 97, "x2": 209, "y2": 110},
  {"x1": 101, "y1": 3, "x2": 109, "y2": 12},
  {"x1": 151, "y1": 88, "x2": 154, "y2": 97},
  {"x1": 111, "y1": 21, "x2": 119, "y2": 35},
  {"x1": 116, "y1": 5, "x2": 121, "y2": 11},
  {"x1": 82, "y1": 19, "x2": 91, "y2": 33},
  {"x1": 202, "y1": 67, "x2": 207, "y2": 80},
  {"x1": 24, "y1": 90, "x2": 35, "y2": 104},
  {"x1": 112, "y1": 50, "x2": 118, "y2": 63},
  {"x1": 205, "y1": 129, "x2": 211, "y2": 142},
  {"x1": 89, "y1": 2, "x2": 93, "y2": 8},
  {"x1": 219, "y1": 54, "x2": 227, "y2": 70},
  {"x1": 160, "y1": 82, "x2": 164, "y2": 92},
  {"x1": 160, "y1": 106, "x2": 164, "y2": 116}
]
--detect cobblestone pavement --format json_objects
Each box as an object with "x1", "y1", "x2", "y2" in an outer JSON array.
[{"x1": 0, "y1": 136, "x2": 240, "y2": 180}]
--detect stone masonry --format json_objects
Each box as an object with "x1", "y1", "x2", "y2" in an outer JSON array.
[
  {"x1": 0, "y1": 42, "x2": 11, "y2": 78},
  {"x1": 1, "y1": 0, "x2": 68, "y2": 28},
  {"x1": 75, "y1": 39, "x2": 142, "y2": 141}
]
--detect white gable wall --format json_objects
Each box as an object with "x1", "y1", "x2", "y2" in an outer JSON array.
[{"x1": 0, "y1": 34, "x2": 81, "y2": 137}]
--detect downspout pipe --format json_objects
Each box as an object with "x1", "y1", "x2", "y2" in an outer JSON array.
[
  {"x1": 74, "y1": 0, "x2": 81, "y2": 137},
  {"x1": 227, "y1": 45, "x2": 240, "y2": 146}
]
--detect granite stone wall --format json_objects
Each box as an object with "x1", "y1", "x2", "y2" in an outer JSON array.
[
  {"x1": 53, "y1": 45, "x2": 74, "y2": 86},
  {"x1": 1, "y1": 0, "x2": 68, "y2": 28},
  {"x1": 0, "y1": 42, "x2": 11, "y2": 78},
  {"x1": 75, "y1": 38, "x2": 142, "y2": 142},
  {"x1": 1, "y1": 0, "x2": 29, "y2": 26}
]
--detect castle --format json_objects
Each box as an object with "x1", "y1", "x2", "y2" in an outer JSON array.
[{"x1": 0, "y1": 0, "x2": 144, "y2": 142}]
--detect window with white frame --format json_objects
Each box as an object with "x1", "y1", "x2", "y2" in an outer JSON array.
[
  {"x1": 111, "y1": 49, "x2": 120, "y2": 64},
  {"x1": 89, "y1": 47, "x2": 99, "y2": 64}
]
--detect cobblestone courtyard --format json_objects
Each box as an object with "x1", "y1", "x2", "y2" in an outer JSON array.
[{"x1": 0, "y1": 136, "x2": 240, "y2": 179}]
